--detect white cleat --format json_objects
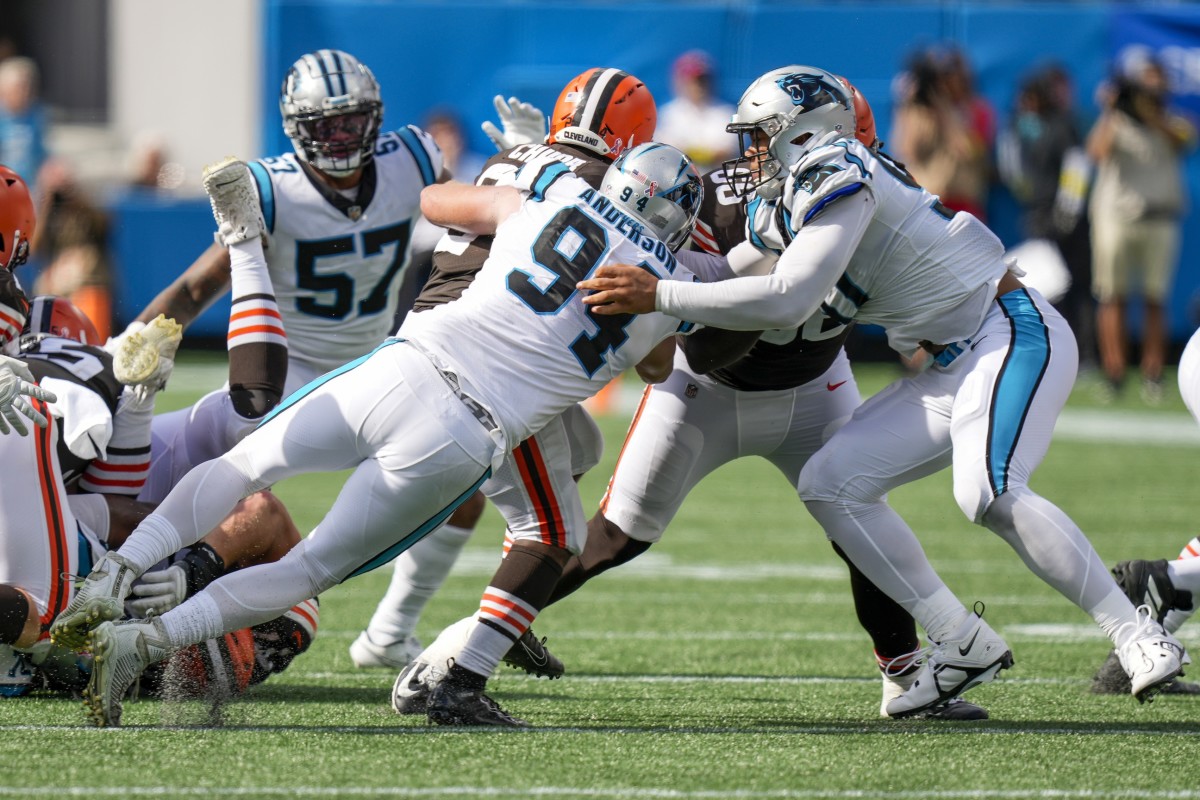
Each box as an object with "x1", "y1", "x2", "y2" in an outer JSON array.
[
  {"x1": 50, "y1": 552, "x2": 140, "y2": 651},
  {"x1": 390, "y1": 659, "x2": 445, "y2": 716},
  {"x1": 885, "y1": 610, "x2": 1013, "y2": 719},
  {"x1": 348, "y1": 631, "x2": 423, "y2": 670},
  {"x1": 1116, "y1": 604, "x2": 1192, "y2": 703},
  {"x1": 112, "y1": 314, "x2": 183, "y2": 390},
  {"x1": 202, "y1": 157, "x2": 265, "y2": 246},
  {"x1": 83, "y1": 618, "x2": 172, "y2": 727}
]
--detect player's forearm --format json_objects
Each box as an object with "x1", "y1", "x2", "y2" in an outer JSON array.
[
  {"x1": 656, "y1": 200, "x2": 863, "y2": 330},
  {"x1": 136, "y1": 244, "x2": 232, "y2": 328},
  {"x1": 634, "y1": 337, "x2": 676, "y2": 384}
]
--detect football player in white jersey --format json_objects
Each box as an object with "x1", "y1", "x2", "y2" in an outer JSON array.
[
  {"x1": 120, "y1": 49, "x2": 448, "y2": 503},
  {"x1": 579, "y1": 65, "x2": 1189, "y2": 714},
  {"x1": 52, "y1": 142, "x2": 719, "y2": 727},
  {"x1": 353, "y1": 68, "x2": 658, "y2": 677}
]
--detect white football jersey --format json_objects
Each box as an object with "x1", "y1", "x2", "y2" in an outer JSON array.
[
  {"x1": 400, "y1": 164, "x2": 696, "y2": 446},
  {"x1": 247, "y1": 126, "x2": 443, "y2": 374},
  {"x1": 748, "y1": 138, "x2": 1008, "y2": 353}
]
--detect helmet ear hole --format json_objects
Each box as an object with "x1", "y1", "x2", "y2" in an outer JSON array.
[{"x1": 791, "y1": 132, "x2": 814, "y2": 147}]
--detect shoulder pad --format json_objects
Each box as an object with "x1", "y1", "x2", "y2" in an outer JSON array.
[{"x1": 782, "y1": 140, "x2": 873, "y2": 232}]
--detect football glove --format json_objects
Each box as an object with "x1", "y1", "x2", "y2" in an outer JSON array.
[
  {"x1": 0, "y1": 354, "x2": 56, "y2": 436},
  {"x1": 128, "y1": 564, "x2": 187, "y2": 617},
  {"x1": 481, "y1": 95, "x2": 546, "y2": 152}
]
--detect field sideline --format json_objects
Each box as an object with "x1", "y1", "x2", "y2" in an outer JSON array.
[{"x1": 3, "y1": 353, "x2": 1198, "y2": 799}]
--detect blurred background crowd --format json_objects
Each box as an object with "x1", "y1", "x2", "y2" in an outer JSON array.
[{"x1": 2, "y1": 1, "x2": 1198, "y2": 405}]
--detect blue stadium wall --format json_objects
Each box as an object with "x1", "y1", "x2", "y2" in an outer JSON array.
[{"x1": 110, "y1": 1, "x2": 1200, "y2": 343}]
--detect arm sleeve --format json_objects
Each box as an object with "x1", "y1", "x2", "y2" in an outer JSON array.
[
  {"x1": 655, "y1": 191, "x2": 875, "y2": 330},
  {"x1": 674, "y1": 248, "x2": 735, "y2": 283}
]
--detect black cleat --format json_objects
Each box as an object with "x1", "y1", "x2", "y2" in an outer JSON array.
[
  {"x1": 426, "y1": 679, "x2": 528, "y2": 727},
  {"x1": 1111, "y1": 560, "x2": 1193, "y2": 624},
  {"x1": 501, "y1": 628, "x2": 564, "y2": 679},
  {"x1": 919, "y1": 697, "x2": 989, "y2": 720}
]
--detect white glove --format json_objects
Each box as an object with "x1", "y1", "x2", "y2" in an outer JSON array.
[
  {"x1": 128, "y1": 564, "x2": 187, "y2": 617},
  {"x1": 481, "y1": 95, "x2": 546, "y2": 151},
  {"x1": 0, "y1": 354, "x2": 57, "y2": 436}
]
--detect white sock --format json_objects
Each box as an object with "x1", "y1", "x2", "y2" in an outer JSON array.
[
  {"x1": 116, "y1": 514, "x2": 184, "y2": 575},
  {"x1": 1087, "y1": 586, "x2": 1142, "y2": 647},
  {"x1": 364, "y1": 524, "x2": 473, "y2": 643},
  {"x1": 228, "y1": 238, "x2": 272, "y2": 297},
  {"x1": 161, "y1": 592, "x2": 224, "y2": 648},
  {"x1": 456, "y1": 618, "x2": 518, "y2": 678},
  {"x1": 804, "y1": 497, "x2": 967, "y2": 640},
  {"x1": 1167, "y1": 557, "x2": 1200, "y2": 597}
]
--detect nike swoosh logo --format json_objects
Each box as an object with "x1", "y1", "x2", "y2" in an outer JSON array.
[
  {"x1": 826, "y1": 381, "x2": 847, "y2": 391},
  {"x1": 958, "y1": 629, "x2": 980, "y2": 657}
]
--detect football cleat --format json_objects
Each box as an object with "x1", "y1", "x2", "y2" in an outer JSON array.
[
  {"x1": 426, "y1": 676, "x2": 528, "y2": 728},
  {"x1": 349, "y1": 631, "x2": 423, "y2": 670},
  {"x1": 1092, "y1": 648, "x2": 1200, "y2": 695},
  {"x1": 880, "y1": 670, "x2": 989, "y2": 720},
  {"x1": 1111, "y1": 560, "x2": 1193, "y2": 625},
  {"x1": 1115, "y1": 605, "x2": 1191, "y2": 703},
  {"x1": 50, "y1": 552, "x2": 140, "y2": 650},
  {"x1": 501, "y1": 628, "x2": 564, "y2": 679},
  {"x1": 83, "y1": 617, "x2": 172, "y2": 727},
  {"x1": 390, "y1": 659, "x2": 439, "y2": 716},
  {"x1": 203, "y1": 157, "x2": 266, "y2": 246},
  {"x1": 885, "y1": 610, "x2": 1013, "y2": 719},
  {"x1": 112, "y1": 314, "x2": 183, "y2": 390}
]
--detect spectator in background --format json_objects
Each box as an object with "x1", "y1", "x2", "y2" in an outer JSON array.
[
  {"x1": 423, "y1": 107, "x2": 486, "y2": 184},
  {"x1": 30, "y1": 160, "x2": 113, "y2": 340},
  {"x1": 657, "y1": 50, "x2": 735, "y2": 174},
  {"x1": 1087, "y1": 53, "x2": 1196, "y2": 404},
  {"x1": 125, "y1": 131, "x2": 185, "y2": 193},
  {"x1": 0, "y1": 56, "x2": 49, "y2": 188},
  {"x1": 997, "y1": 64, "x2": 1096, "y2": 369},
  {"x1": 890, "y1": 46, "x2": 992, "y2": 221}
]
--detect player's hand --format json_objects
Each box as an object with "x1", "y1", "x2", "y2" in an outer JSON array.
[
  {"x1": 0, "y1": 354, "x2": 57, "y2": 436},
  {"x1": 481, "y1": 95, "x2": 546, "y2": 151},
  {"x1": 128, "y1": 564, "x2": 187, "y2": 617},
  {"x1": 577, "y1": 265, "x2": 660, "y2": 315}
]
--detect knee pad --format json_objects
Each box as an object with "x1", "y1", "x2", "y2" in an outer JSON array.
[
  {"x1": 229, "y1": 386, "x2": 282, "y2": 421},
  {"x1": 0, "y1": 586, "x2": 31, "y2": 644}
]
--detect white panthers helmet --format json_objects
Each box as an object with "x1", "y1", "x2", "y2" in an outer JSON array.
[
  {"x1": 280, "y1": 49, "x2": 384, "y2": 177},
  {"x1": 600, "y1": 142, "x2": 702, "y2": 252},
  {"x1": 723, "y1": 66, "x2": 855, "y2": 200}
]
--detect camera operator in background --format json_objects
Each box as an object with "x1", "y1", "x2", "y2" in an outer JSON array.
[{"x1": 1087, "y1": 53, "x2": 1196, "y2": 404}]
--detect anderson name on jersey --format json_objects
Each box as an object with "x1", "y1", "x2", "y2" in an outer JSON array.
[
  {"x1": 245, "y1": 126, "x2": 443, "y2": 374},
  {"x1": 400, "y1": 162, "x2": 696, "y2": 448},
  {"x1": 740, "y1": 137, "x2": 1009, "y2": 354}
]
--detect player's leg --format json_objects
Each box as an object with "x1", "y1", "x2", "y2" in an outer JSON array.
[
  {"x1": 350, "y1": 492, "x2": 484, "y2": 669},
  {"x1": 426, "y1": 413, "x2": 589, "y2": 726},
  {"x1": 552, "y1": 371, "x2": 743, "y2": 603},
  {"x1": 80, "y1": 342, "x2": 501, "y2": 725},
  {"x1": 961, "y1": 289, "x2": 1187, "y2": 700},
  {"x1": 798, "y1": 366, "x2": 1014, "y2": 716}
]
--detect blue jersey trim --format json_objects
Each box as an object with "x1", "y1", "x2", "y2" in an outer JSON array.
[
  {"x1": 987, "y1": 289, "x2": 1051, "y2": 498},
  {"x1": 397, "y1": 127, "x2": 436, "y2": 186},
  {"x1": 346, "y1": 467, "x2": 494, "y2": 579},
  {"x1": 802, "y1": 183, "x2": 865, "y2": 224},
  {"x1": 257, "y1": 338, "x2": 403, "y2": 428},
  {"x1": 247, "y1": 161, "x2": 275, "y2": 234},
  {"x1": 530, "y1": 162, "x2": 570, "y2": 201}
]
